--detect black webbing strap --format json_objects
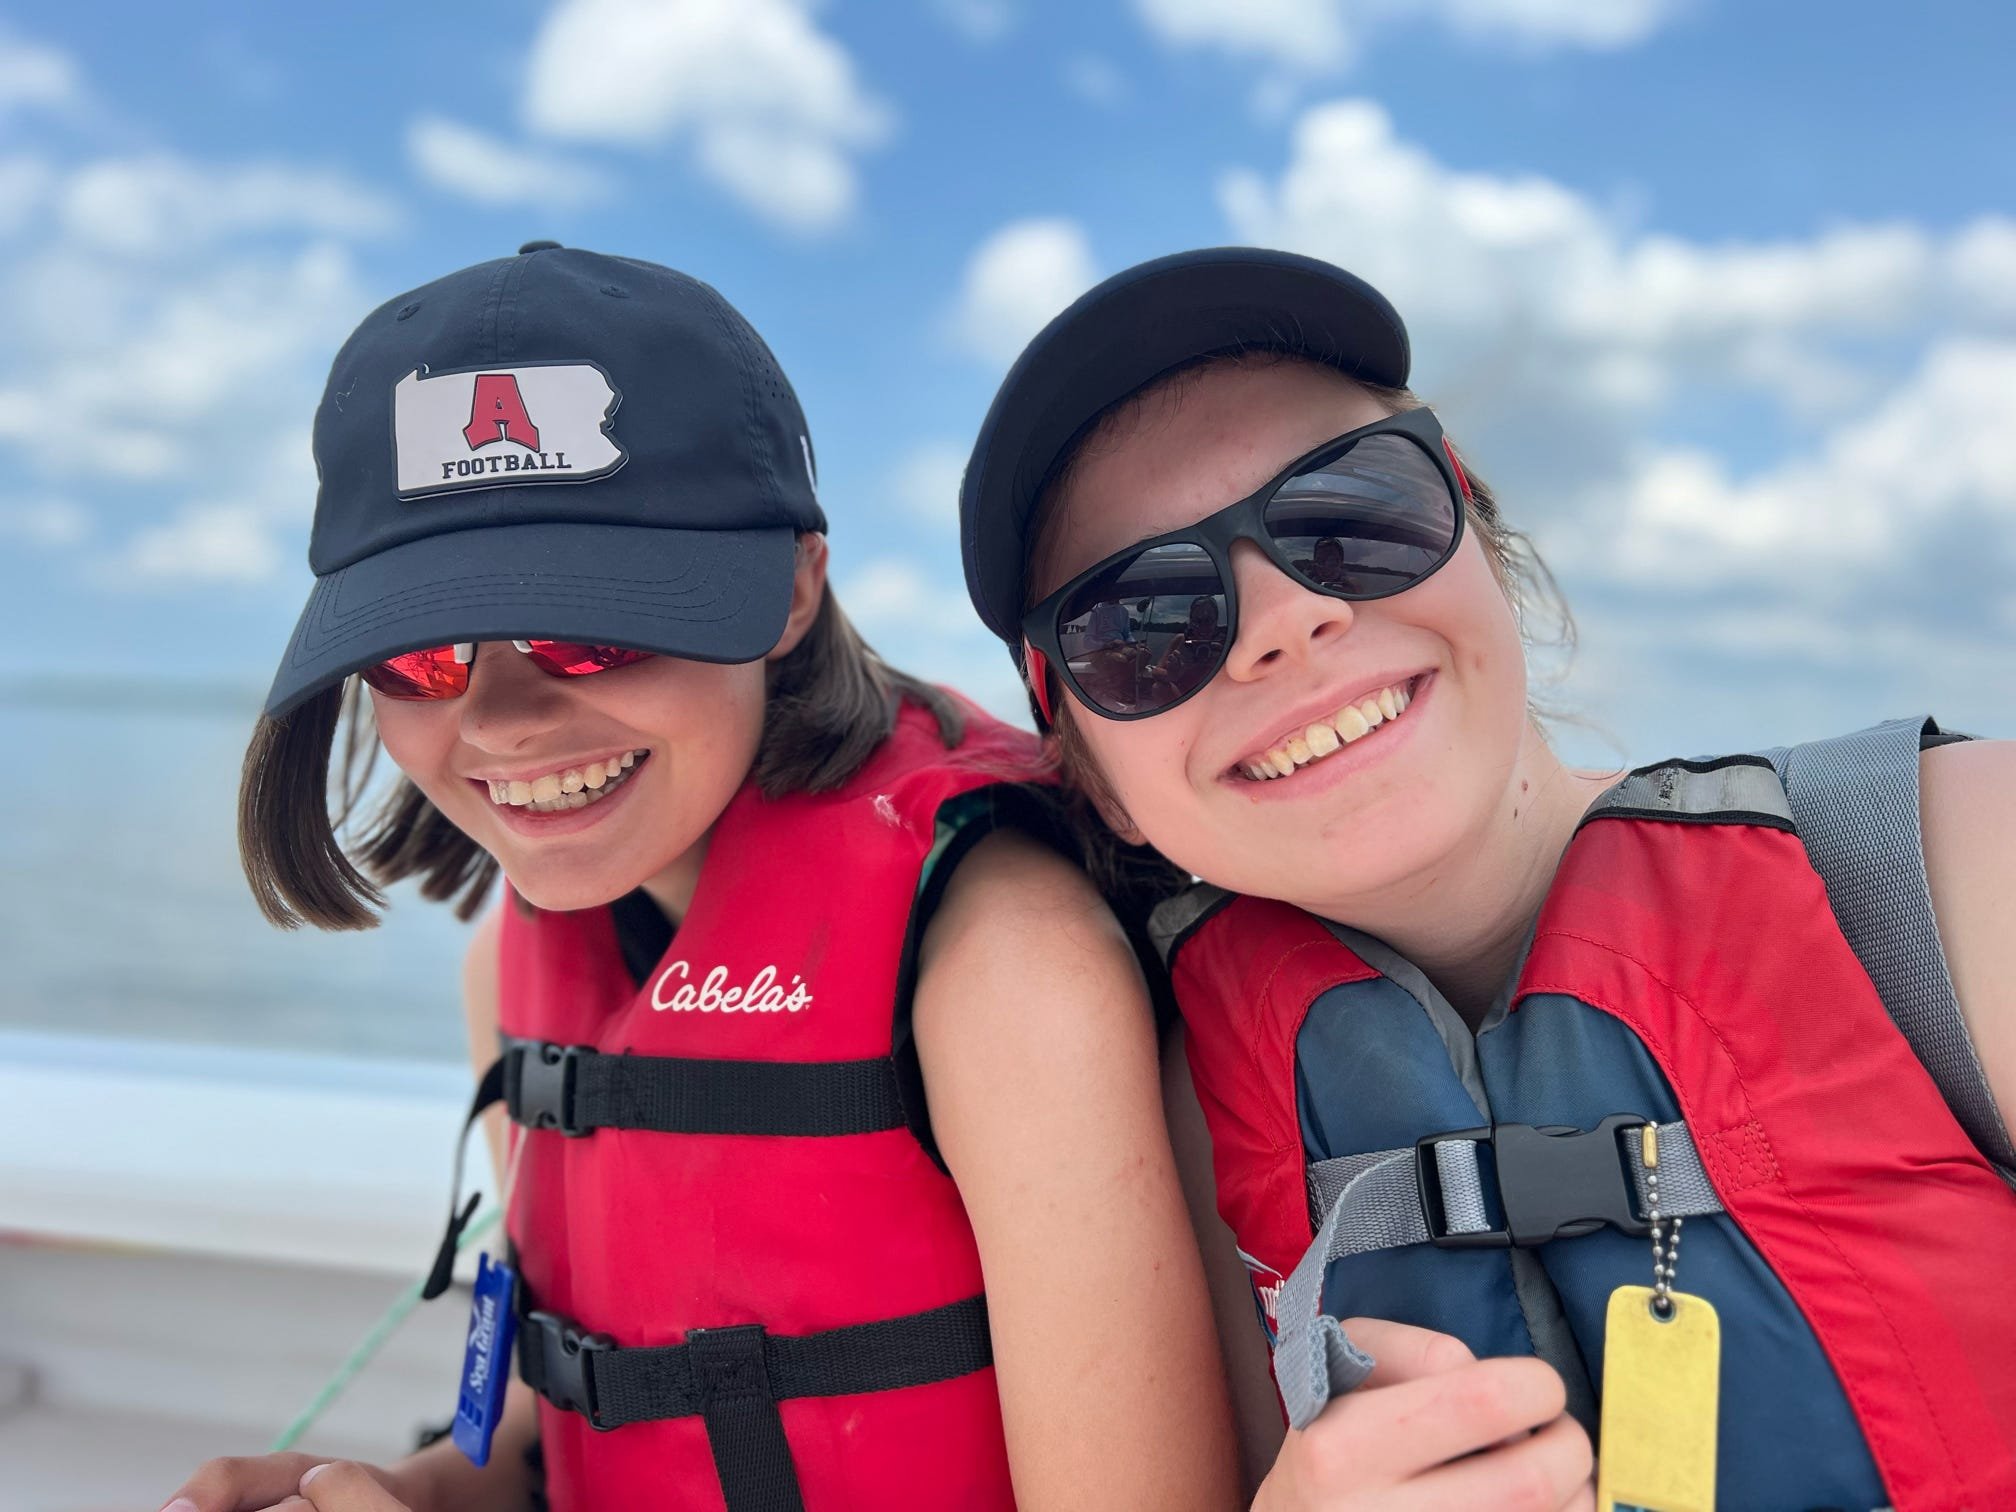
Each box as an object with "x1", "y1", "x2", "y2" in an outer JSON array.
[
  {"x1": 688, "y1": 1326, "x2": 805, "y2": 1512},
  {"x1": 420, "y1": 1056, "x2": 506, "y2": 1301},
  {"x1": 498, "y1": 1038, "x2": 907, "y2": 1138},
  {"x1": 518, "y1": 1294, "x2": 992, "y2": 1511},
  {"x1": 517, "y1": 1293, "x2": 994, "y2": 1430}
]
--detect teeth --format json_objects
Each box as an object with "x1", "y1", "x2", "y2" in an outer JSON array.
[
  {"x1": 1238, "y1": 681, "x2": 1419, "y2": 783},
  {"x1": 484, "y1": 750, "x2": 645, "y2": 806}
]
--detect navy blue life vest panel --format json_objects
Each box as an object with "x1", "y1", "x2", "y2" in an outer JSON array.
[
  {"x1": 1482, "y1": 992, "x2": 1887, "y2": 1509},
  {"x1": 1295, "y1": 976, "x2": 1888, "y2": 1509},
  {"x1": 1294, "y1": 979, "x2": 1536, "y2": 1367}
]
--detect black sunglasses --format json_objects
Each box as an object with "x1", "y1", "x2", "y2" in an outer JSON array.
[{"x1": 1021, "y1": 407, "x2": 1470, "y2": 722}]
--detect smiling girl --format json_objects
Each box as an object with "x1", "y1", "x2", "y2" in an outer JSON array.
[
  {"x1": 163, "y1": 245, "x2": 1238, "y2": 1512},
  {"x1": 960, "y1": 248, "x2": 2016, "y2": 1510}
]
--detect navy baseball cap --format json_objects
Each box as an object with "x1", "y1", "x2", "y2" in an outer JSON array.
[
  {"x1": 263, "y1": 243, "x2": 827, "y2": 717},
  {"x1": 960, "y1": 247, "x2": 1410, "y2": 648}
]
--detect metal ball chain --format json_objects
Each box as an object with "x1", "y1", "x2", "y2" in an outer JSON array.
[{"x1": 1647, "y1": 1164, "x2": 1684, "y2": 1319}]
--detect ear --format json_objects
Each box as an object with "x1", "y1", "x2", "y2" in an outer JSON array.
[{"x1": 766, "y1": 533, "x2": 829, "y2": 663}]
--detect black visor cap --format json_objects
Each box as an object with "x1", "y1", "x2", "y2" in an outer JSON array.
[{"x1": 959, "y1": 247, "x2": 1411, "y2": 646}]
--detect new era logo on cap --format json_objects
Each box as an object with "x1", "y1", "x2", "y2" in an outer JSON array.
[{"x1": 393, "y1": 360, "x2": 628, "y2": 499}]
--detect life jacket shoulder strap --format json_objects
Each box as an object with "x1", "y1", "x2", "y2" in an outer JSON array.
[
  {"x1": 1147, "y1": 883, "x2": 1236, "y2": 970},
  {"x1": 1764, "y1": 716, "x2": 2014, "y2": 1173},
  {"x1": 1580, "y1": 751, "x2": 1794, "y2": 830}
]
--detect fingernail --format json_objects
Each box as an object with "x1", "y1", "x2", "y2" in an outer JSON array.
[
  {"x1": 162, "y1": 1502, "x2": 199, "y2": 1512},
  {"x1": 301, "y1": 1463, "x2": 329, "y2": 1488}
]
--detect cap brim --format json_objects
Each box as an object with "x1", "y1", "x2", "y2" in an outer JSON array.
[
  {"x1": 263, "y1": 521, "x2": 796, "y2": 717},
  {"x1": 960, "y1": 247, "x2": 1410, "y2": 643}
]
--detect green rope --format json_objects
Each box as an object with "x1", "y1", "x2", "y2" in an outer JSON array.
[{"x1": 270, "y1": 1206, "x2": 501, "y2": 1453}]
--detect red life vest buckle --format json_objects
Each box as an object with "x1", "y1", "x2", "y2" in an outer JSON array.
[{"x1": 1416, "y1": 1114, "x2": 1653, "y2": 1249}]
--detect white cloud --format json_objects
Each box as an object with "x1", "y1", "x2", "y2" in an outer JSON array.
[
  {"x1": 1606, "y1": 339, "x2": 2016, "y2": 586},
  {"x1": 103, "y1": 500, "x2": 286, "y2": 586},
  {"x1": 0, "y1": 27, "x2": 82, "y2": 115},
  {"x1": 0, "y1": 155, "x2": 54, "y2": 237},
  {"x1": 0, "y1": 497, "x2": 91, "y2": 547},
  {"x1": 523, "y1": 0, "x2": 893, "y2": 234},
  {"x1": 1433, "y1": 0, "x2": 1682, "y2": 50},
  {"x1": 55, "y1": 155, "x2": 399, "y2": 256},
  {"x1": 947, "y1": 217, "x2": 1098, "y2": 366},
  {"x1": 407, "y1": 115, "x2": 614, "y2": 209},
  {"x1": 1135, "y1": 0, "x2": 1357, "y2": 72},
  {"x1": 1132, "y1": 0, "x2": 1685, "y2": 73},
  {"x1": 928, "y1": 0, "x2": 1016, "y2": 42},
  {"x1": 0, "y1": 42, "x2": 385, "y2": 598},
  {"x1": 890, "y1": 440, "x2": 970, "y2": 524},
  {"x1": 0, "y1": 243, "x2": 363, "y2": 484},
  {"x1": 1214, "y1": 98, "x2": 2016, "y2": 741},
  {"x1": 1218, "y1": 99, "x2": 2016, "y2": 452},
  {"x1": 1062, "y1": 53, "x2": 1129, "y2": 108},
  {"x1": 837, "y1": 553, "x2": 1026, "y2": 717},
  {"x1": 693, "y1": 123, "x2": 860, "y2": 235}
]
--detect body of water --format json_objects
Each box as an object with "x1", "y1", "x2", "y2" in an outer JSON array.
[{"x1": 1, "y1": 692, "x2": 476, "y2": 1063}]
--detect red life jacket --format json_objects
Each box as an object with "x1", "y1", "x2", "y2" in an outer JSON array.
[
  {"x1": 495, "y1": 698, "x2": 1048, "y2": 1512},
  {"x1": 1158, "y1": 741, "x2": 2016, "y2": 1510}
]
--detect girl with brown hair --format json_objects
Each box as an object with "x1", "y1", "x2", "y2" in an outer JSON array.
[{"x1": 161, "y1": 244, "x2": 1240, "y2": 1512}]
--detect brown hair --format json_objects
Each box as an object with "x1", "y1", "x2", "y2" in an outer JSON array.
[
  {"x1": 238, "y1": 584, "x2": 963, "y2": 931},
  {"x1": 1028, "y1": 349, "x2": 1576, "y2": 843}
]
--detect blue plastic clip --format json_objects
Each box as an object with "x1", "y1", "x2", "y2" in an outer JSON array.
[{"x1": 452, "y1": 1254, "x2": 519, "y2": 1467}]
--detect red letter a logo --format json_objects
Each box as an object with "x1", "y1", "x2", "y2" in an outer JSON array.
[{"x1": 463, "y1": 374, "x2": 541, "y2": 451}]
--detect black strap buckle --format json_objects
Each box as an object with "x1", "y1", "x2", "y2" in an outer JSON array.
[
  {"x1": 511, "y1": 1041, "x2": 593, "y2": 1136},
  {"x1": 522, "y1": 1309, "x2": 615, "y2": 1429},
  {"x1": 1416, "y1": 1113, "x2": 1651, "y2": 1248}
]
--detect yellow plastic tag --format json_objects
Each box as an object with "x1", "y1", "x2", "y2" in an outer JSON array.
[{"x1": 1596, "y1": 1285, "x2": 1720, "y2": 1512}]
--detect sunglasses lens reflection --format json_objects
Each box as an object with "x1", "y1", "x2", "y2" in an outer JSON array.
[
  {"x1": 519, "y1": 641, "x2": 655, "y2": 677},
  {"x1": 362, "y1": 646, "x2": 470, "y2": 700},
  {"x1": 1055, "y1": 543, "x2": 1229, "y2": 716},
  {"x1": 1265, "y1": 434, "x2": 1458, "y2": 595},
  {"x1": 360, "y1": 642, "x2": 653, "y2": 700}
]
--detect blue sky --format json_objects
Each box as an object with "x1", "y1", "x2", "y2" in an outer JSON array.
[{"x1": 3, "y1": 0, "x2": 2012, "y2": 762}]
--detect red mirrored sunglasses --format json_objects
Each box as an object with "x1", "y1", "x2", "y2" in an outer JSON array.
[{"x1": 361, "y1": 640, "x2": 655, "y2": 700}]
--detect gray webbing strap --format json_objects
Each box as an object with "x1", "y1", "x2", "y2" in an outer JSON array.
[
  {"x1": 1620, "y1": 1122, "x2": 1720, "y2": 1217},
  {"x1": 1303, "y1": 1122, "x2": 1719, "y2": 1232},
  {"x1": 1773, "y1": 719, "x2": 2016, "y2": 1172},
  {"x1": 1274, "y1": 1150, "x2": 1412, "y2": 1429},
  {"x1": 1283, "y1": 1123, "x2": 1720, "y2": 1429}
]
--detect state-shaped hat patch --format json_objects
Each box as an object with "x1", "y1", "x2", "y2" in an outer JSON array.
[{"x1": 393, "y1": 361, "x2": 626, "y2": 499}]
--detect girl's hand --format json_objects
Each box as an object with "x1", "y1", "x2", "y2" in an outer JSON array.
[
  {"x1": 159, "y1": 1454, "x2": 423, "y2": 1512},
  {"x1": 1251, "y1": 1318, "x2": 1595, "y2": 1512}
]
